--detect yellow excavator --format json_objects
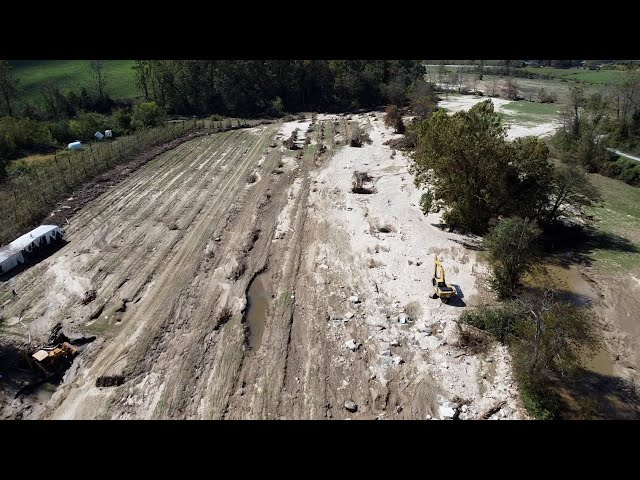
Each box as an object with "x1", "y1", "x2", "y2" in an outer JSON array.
[
  {"x1": 432, "y1": 256, "x2": 456, "y2": 303},
  {"x1": 31, "y1": 342, "x2": 78, "y2": 375}
]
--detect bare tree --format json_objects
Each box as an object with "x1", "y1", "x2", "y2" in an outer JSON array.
[
  {"x1": 566, "y1": 85, "x2": 586, "y2": 137},
  {"x1": 89, "y1": 60, "x2": 108, "y2": 98},
  {"x1": 457, "y1": 71, "x2": 465, "y2": 93},
  {"x1": 472, "y1": 75, "x2": 480, "y2": 94},
  {"x1": 0, "y1": 60, "x2": 20, "y2": 116},
  {"x1": 489, "y1": 76, "x2": 499, "y2": 97},
  {"x1": 437, "y1": 61, "x2": 446, "y2": 84},
  {"x1": 41, "y1": 80, "x2": 60, "y2": 117},
  {"x1": 442, "y1": 70, "x2": 453, "y2": 98},
  {"x1": 505, "y1": 78, "x2": 519, "y2": 100}
]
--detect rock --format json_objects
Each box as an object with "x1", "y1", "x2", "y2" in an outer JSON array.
[
  {"x1": 444, "y1": 401, "x2": 459, "y2": 410},
  {"x1": 408, "y1": 260, "x2": 413, "y2": 265},
  {"x1": 215, "y1": 237, "x2": 221, "y2": 242},
  {"x1": 349, "y1": 296, "x2": 360, "y2": 304},
  {"x1": 328, "y1": 313, "x2": 343, "y2": 321},
  {"x1": 345, "y1": 339, "x2": 359, "y2": 351},
  {"x1": 380, "y1": 349, "x2": 391, "y2": 357},
  {"x1": 461, "y1": 404, "x2": 468, "y2": 413},
  {"x1": 398, "y1": 313, "x2": 409, "y2": 324},
  {"x1": 394, "y1": 405, "x2": 403, "y2": 414},
  {"x1": 390, "y1": 339, "x2": 400, "y2": 347},
  {"x1": 393, "y1": 356, "x2": 404, "y2": 366},
  {"x1": 318, "y1": 264, "x2": 329, "y2": 270},
  {"x1": 344, "y1": 400, "x2": 358, "y2": 412},
  {"x1": 416, "y1": 261, "x2": 423, "y2": 267},
  {"x1": 345, "y1": 312, "x2": 355, "y2": 319},
  {"x1": 438, "y1": 404, "x2": 457, "y2": 420},
  {"x1": 426, "y1": 414, "x2": 432, "y2": 420}
]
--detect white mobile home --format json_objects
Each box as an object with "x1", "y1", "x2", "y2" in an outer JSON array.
[{"x1": 0, "y1": 225, "x2": 64, "y2": 275}]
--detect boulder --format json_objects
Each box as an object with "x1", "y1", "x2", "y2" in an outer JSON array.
[
  {"x1": 344, "y1": 400, "x2": 358, "y2": 412},
  {"x1": 345, "y1": 339, "x2": 359, "y2": 351}
]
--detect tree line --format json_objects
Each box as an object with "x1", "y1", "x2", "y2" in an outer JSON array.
[
  {"x1": 554, "y1": 78, "x2": 640, "y2": 186},
  {"x1": 0, "y1": 60, "x2": 425, "y2": 180},
  {"x1": 131, "y1": 60, "x2": 424, "y2": 116}
]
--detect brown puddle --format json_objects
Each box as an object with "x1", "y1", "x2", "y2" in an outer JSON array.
[
  {"x1": 245, "y1": 273, "x2": 270, "y2": 350},
  {"x1": 525, "y1": 262, "x2": 615, "y2": 375},
  {"x1": 29, "y1": 382, "x2": 57, "y2": 403},
  {"x1": 586, "y1": 347, "x2": 614, "y2": 376}
]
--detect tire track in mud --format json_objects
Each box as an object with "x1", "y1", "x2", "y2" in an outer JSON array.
[
  {"x1": 1, "y1": 133, "x2": 244, "y2": 338},
  {"x1": 0, "y1": 125, "x2": 280, "y2": 419},
  {"x1": 116, "y1": 129, "x2": 281, "y2": 419},
  {"x1": 75, "y1": 129, "x2": 274, "y2": 419},
  {"x1": 55, "y1": 125, "x2": 280, "y2": 415}
]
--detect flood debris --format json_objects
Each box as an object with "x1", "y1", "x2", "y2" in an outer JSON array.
[
  {"x1": 96, "y1": 375, "x2": 125, "y2": 388},
  {"x1": 481, "y1": 401, "x2": 507, "y2": 420},
  {"x1": 81, "y1": 289, "x2": 97, "y2": 305},
  {"x1": 344, "y1": 400, "x2": 358, "y2": 412},
  {"x1": 345, "y1": 339, "x2": 359, "y2": 351},
  {"x1": 351, "y1": 171, "x2": 375, "y2": 194}
]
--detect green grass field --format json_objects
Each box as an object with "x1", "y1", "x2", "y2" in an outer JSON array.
[
  {"x1": 502, "y1": 101, "x2": 560, "y2": 116},
  {"x1": 10, "y1": 60, "x2": 139, "y2": 104},
  {"x1": 500, "y1": 101, "x2": 561, "y2": 124},
  {"x1": 588, "y1": 173, "x2": 640, "y2": 272},
  {"x1": 520, "y1": 67, "x2": 631, "y2": 85}
]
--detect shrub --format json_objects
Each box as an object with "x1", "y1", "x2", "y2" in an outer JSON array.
[
  {"x1": 69, "y1": 111, "x2": 108, "y2": 141},
  {"x1": 419, "y1": 192, "x2": 432, "y2": 215},
  {"x1": 131, "y1": 102, "x2": 166, "y2": 130},
  {"x1": 0, "y1": 116, "x2": 55, "y2": 159},
  {"x1": 537, "y1": 87, "x2": 557, "y2": 103},
  {"x1": 459, "y1": 302, "x2": 524, "y2": 344},
  {"x1": 485, "y1": 217, "x2": 542, "y2": 299},
  {"x1": 350, "y1": 124, "x2": 370, "y2": 147}
]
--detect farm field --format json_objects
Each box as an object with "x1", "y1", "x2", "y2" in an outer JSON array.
[
  {"x1": 10, "y1": 60, "x2": 139, "y2": 103},
  {"x1": 519, "y1": 66, "x2": 632, "y2": 85}
]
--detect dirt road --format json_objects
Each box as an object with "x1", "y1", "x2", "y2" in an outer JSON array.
[{"x1": 0, "y1": 114, "x2": 522, "y2": 420}]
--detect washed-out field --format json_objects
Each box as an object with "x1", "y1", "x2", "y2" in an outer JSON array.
[
  {"x1": 2, "y1": 99, "x2": 638, "y2": 420},
  {"x1": 0, "y1": 113, "x2": 524, "y2": 420}
]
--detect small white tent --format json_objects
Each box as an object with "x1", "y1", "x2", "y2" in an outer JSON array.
[{"x1": 95, "y1": 131, "x2": 105, "y2": 140}]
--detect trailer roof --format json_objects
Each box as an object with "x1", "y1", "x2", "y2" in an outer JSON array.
[{"x1": 0, "y1": 225, "x2": 61, "y2": 263}]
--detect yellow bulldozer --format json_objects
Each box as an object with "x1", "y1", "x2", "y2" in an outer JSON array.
[{"x1": 432, "y1": 256, "x2": 456, "y2": 304}]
